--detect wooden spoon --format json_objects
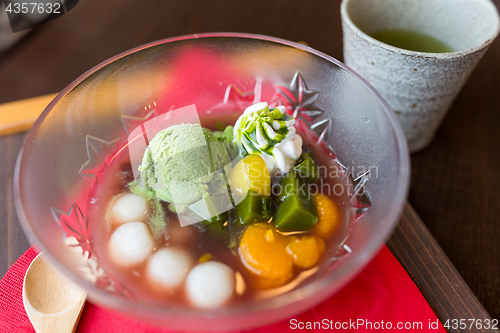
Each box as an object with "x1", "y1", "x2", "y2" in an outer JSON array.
[{"x1": 23, "y1": 253, "x2": 87, "y2": 333}]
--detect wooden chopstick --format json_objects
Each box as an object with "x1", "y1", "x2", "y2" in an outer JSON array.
[{"x1": 0, "y1": 93, "x2": 58, "y2": 137}]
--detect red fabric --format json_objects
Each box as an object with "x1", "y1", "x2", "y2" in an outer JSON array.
[{"x1": 0, "y1": 245, "x2": 446, "y2": 333}]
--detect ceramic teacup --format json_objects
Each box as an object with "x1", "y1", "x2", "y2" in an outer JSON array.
[{"x1": 341, "y1": 0, "x2": 500, "y2": 152}]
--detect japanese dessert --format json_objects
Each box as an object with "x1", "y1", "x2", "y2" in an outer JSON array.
[
  {"x1": 15, "y1": 34, "x2": 410, "y2": 331},
  {"x1": 89, "y1": 101, "x2": 351, "y2": 309}
]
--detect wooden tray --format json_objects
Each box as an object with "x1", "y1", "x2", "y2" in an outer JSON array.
[
  {"x1": 0, "y1": 94, "x2": 57, "y2": 136},
  {"x1": 388, "y1": 204, "x2": 496, "y2": 333},
  {"x1": 0, "y1": 96, "x2": 495, "y2": 333}
]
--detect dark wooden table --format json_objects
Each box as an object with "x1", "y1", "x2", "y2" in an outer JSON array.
[{"x1": 1, "y1": 0, "x2": 499, "y2": 325}]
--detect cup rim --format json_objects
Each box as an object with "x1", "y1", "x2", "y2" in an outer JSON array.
[
  {"x1": 340, "y1": 0, "x2": 500, "y2": 59},
  {"x1": 14, "y1": 32, "x2": 410, "y2": 327}
]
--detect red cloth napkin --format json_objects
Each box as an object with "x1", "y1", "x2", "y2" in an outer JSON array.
[{"x1": 1, "y1": 245, "x2": 445, "y2": 333}]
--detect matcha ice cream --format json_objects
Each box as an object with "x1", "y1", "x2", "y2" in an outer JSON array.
[{"x1": 139, "y1": 123, "x2": 231, "y2": 205}]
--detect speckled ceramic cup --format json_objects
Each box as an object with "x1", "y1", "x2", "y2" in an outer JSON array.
[{"x1": 341, "y1": 0, "x2": 500, "y2": 152}]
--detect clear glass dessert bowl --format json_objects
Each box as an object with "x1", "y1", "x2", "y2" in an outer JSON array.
[{"x1": 14, "y1": 33, "x2": 410, "y2": 331}]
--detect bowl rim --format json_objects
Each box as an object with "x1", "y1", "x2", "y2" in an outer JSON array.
[{"x1": 14, "y1": 32, "x2": 410, "y2": 324}]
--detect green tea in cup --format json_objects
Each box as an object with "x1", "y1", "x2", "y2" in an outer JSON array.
[
  {"x1": 341, "y1": 0, "x2": 500, "y2": 152},
  {"x1": 370, "y1": 29, "x2": 454, "y2": 53}
]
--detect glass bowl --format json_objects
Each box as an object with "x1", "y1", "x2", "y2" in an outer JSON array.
[{"x1": 14, "y1": 33, "x2": 410, "y2": 331}]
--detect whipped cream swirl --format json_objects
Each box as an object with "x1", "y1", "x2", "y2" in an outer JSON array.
[{"x1": 233, "y1": 102, "x2": 302, "y2": 175}]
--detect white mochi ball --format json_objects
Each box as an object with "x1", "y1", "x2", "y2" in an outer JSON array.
[
  {"x1": 186, "y1": 261, "x2": 235, "y2": 308},
  {"x1": 147, "y1": 248, "x2": 193, "y2": 290},
  {"x1": 108, "y1": 222, "x2": 154, "y2": 267},
  {"x1": 110, "y1": 193, "x2": 148, "y2": 225}
]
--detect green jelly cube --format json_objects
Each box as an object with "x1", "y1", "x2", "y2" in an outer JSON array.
[
  {"x1": 277, "y1": 171, "x2": 307, "y2": 202},
  {"x1": 293, "y1": 156, "x2": 320, "y2": 182},
  {"x1": 274, "y1": 193, "x2": 318, "y2": 232},
  {"x1": 204, "y1": 211, "x2": 228, "y2": 225},
  {"x1": 202, "y1": 202, "x2": 230, "y2": 242},
  {"x1": 190, "y1": 192, "x2": 232, "y2": 224},
  {"x1": 205, "y1": 219, "x2": 229, "y2": 242},
  {"x1": 236, "y1": 190, "x2": 273, "y2": 225}
]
